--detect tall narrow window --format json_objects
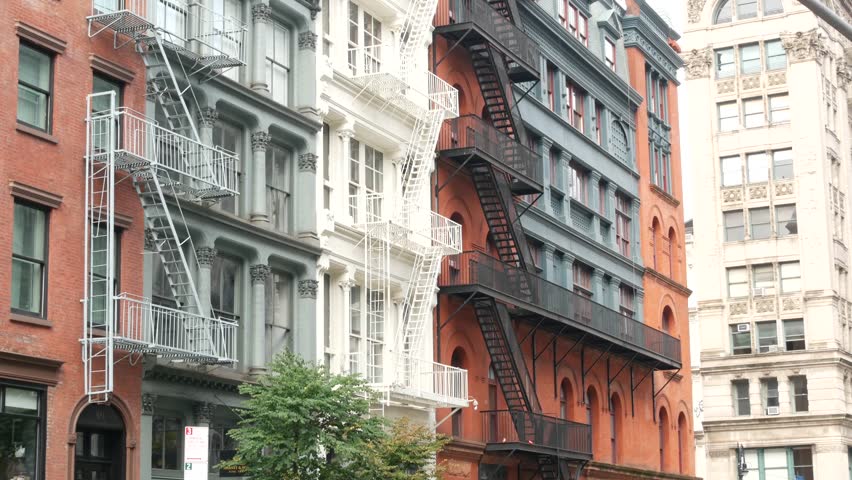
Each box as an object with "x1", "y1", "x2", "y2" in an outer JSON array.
[
  {"x1": 746, "y1": 152, "x2": 768, "y2": 183},
  {"x1": 715, "y1": 48, "x2": 735, "y2": 78},
  {"x1": 769, "y1": 94, "x2": 790, "y2": 123},
  {"x1": 739, "y1": 43, "x2": 761, "y2": 74},
  {"x1": 748, "y1": 207, "x2": 771, "y2": 240},
  {"x1": 18, "y1": 43, "x2": 53, "y2": 132},
  {"x1": 211, "y1": 0, "x2": 243, "y2": 81},
  {"x1": 772, "y1": 149, "x2": 793, "y2": 179},
  {"x1": 724, "y1": 210, "x2": 745, "y2": 241},
  {"x1": 718, "y1": 102, "x2": 739, "y2": 132},
  {"x1": 0, "y1": 385, "x2": 44, "y2": 479},
  {"x1": 266, "y1": 21, "x2": 290, "y2": 106},
  {"x1": 730, "y1": 324, "x2": 752, "y2": 355},
  {"x1": 347, "y1": 2, "x2": 382, "y2": 75},
  {"x1": 212, "y1": 121, "x2": 242, "y2": 215},
  {"x1": 560, "y1": 379, "x2": 572, "y2": 419},
  {"x1": 595, "y1": 104, "x2": 603, "y2": 145},
  {"x1": 546, "y1": 63, "x2": 556, "y2": 112},
  {"x1": 733, "y1": 380, "x2": 751, "y2": 415},
  {"x1": 761, "y1": 378, "x2": 779, "y2": 411},
  {"x1": 765, "y1": 39, "x2": 787, "y2": 70},
  {"x1": 605, "y1": 38, "x2": 616, "y2": 71},
  {"x1": 550, "y1": 149, "x2": 560, "y2": 188},
  {"x1": 211, "y1": 255, "x2": 240, "y2": 323},
  {"x1": 151, "y1": 415, "x2": 182, "y2": 469},
  {"x1": 790, "y1": 376, "x2": 809, "y2": 412},
  {"x1": 752, "y1": 263, "x2": 775, "y2": 295},
  {"x1": 783, "y1": 319, "x2": 805, "y2": 350},
  {"x1": 451, "y1": 350, "x2": 464, "y2": 436},
  {"x1": 756, "y1": 321, "x2": 778, "y2": 352},
  {"x1": 727, "y1": 267, "x2": 749, "y2": 297},
  {"x1": 743, "y1": 97, "x2": 765, "y2": 128},
  {"x1": 658, "y1": 408, "x2": 668, "y2": 469},
  {"x1": 266, "y1": 143, "x2": 291, "y2": 233},
  {"x1": 780, "y1": 261, "x2": 801, "y2": 293},
  {"x1": 721, "y1": 155, "x2": 743, "y2": 186},
  {"x1": 570, "y1": 165, "x2": 588, "y2": 204},
  {"x1": 775, "y1": 204, "x2": 797, "y2": 236},
  {"x1": 618, "y1": 285, "x2": 634, "y2": 317},
  {"x1": 266, "y1": 271, "x2": 293, "y2": 358},
  {"x1": 615, "y1": 195, "x2": 631, "y2": 257},
  {"x1": 349, "y1": 285, "x2": 363, "y2": 374},
  {"x1": 89, "y1": 228, "x2": 120, "y2": 328},
  {"x1": 566, "y1": 80, "x2": 584, "y2": 132},
  {"x1": 12, "y1": 202, "x2": 48, "y2": 316}
]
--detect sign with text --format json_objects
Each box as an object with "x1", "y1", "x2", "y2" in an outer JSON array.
[
  {"x1": 218, "y1": 449, "x2": 248, "y2": 477},
  {"x1": 183, "y1": 426, "x2": 209, "y2": 480}
]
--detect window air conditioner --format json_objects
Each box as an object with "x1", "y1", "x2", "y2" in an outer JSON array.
[
  {"x1": 753, "y1": 287, "x2": 767, "y2": 297},
  {"x1": 765, "y1": 406, "x2": 781, "y2": 416},
  {"x1": 765, "y1": 345, "x2": 780, "y2": 353},
  {"x1": 737, "y1": 323, "x2": 751, "y2": 333}
]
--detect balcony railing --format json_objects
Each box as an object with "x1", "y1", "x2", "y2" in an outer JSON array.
[
  {"x1": 438, "y1": 251, "x2": 682, "y2": 366},
  {"x1": 88, "y1": 106, "x2": 239, "y2": 197},
  {"x1": 112, "y1": 293, "x2": 237, "y2": 362},
  {"x1": 434, "y1": 0, "x2": 540, "y2": 76},
  {"x1": 481, "y1": 410, "x2": 592, "y2": 457},
  {"x1": 437, "y1": 115, "x2": 542, "y2": 187}
]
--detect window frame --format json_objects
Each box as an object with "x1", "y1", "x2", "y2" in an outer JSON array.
[
  {"x1": 732, "y1": 379, "x2": 751, "y2": 415},
  {"x1": 212, "y1": 119, "x2": 243, "y2": 215},
  {"x1": 772, "y1": 148, "x2": 793, "y2": 180},
  {"x1": 210, "y1": 253, "x2": 241, "y2": 323},
  {"x1": 721, "y1": 155, "x2": 743, "y2": 187},
  {"x1": 765, "y1": 39, "x2": 787, "y2": 71},
  {"x1": 727, "y1": 267, "x2": 748, "y2": 298},
  {"x1": 790, "y1": 375, "x2": 808, "y2": 412},
  {"x1": 752, "y1": 263, "x2": 775, "y2": 295},
  {"x1": 723, "y1": 210, "x2": 745, "y2": 242},
  {"x1": 565, "y1": 79, "x2": 585, "y2": 133},
  {"x1": 266, "y1": 142, "x2": 292, "y2": 233},
  {"x1": 756, "y1": 320, "x2": 778, "y2": 353},
  {"x1": 783, "y1": 319, "x2": 805, "y2": 351},
  {"x1": 739, "y1": 43, "x2": 761, "y2": 74},
  {"x1": 151, "y1": 413, "x2": 184, "y2": 471},
  {"x1": 748, "y1": 207, "x2": 771, "y2": 240},
  {"x1": 718, "y1": 101, "x2": 739, "y2": 132},
  {"x1": 11, "y1": 200, "x2": 49, "y2": 318},
  {"x1": 0, "y1": 382, "x2": 46, "y2": 480},
  {"x1": 743, "y1": 97, "x2": 765, "y2": 128},
  {"x1": 604, "y1": 37, "x2": 616, "y2": 72},
  {"x1": 615, "y1": 194, "x2": 631, "y2": 257},
  {"x1": 760, "y1": 377, "x2": 779, "y2": 410},
  {"x1": 266, "y1": 19, "x2": 291, "y2": 106},
  {"x1": 780, "y1": 261, "x2": 801, "y2": 293},
  {"x1": 715, "y1": 47, "x2": 735, "y2": 78},
  {"x1": 570, "y1": 164, "x2": 589, "y2": 205},
  {"x1": 769, "y1": 94, "x2": 790, "y2": 124},
  {"x1": 730, "y1": 324, "x2": 752, "y2": 355},
  {"x1": 17, "y1": 42, "x2": 54, "y2": 133},
  {"x1": 775, "y1": 204, "x2": 797, "y2": 237}
]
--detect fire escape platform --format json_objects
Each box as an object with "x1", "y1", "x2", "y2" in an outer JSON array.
[
  {"x1": 481, "y1": 410, "x2": 592, "y2": 462},
  {"x1": 438, "y1": 252, "x2": 682, "y2": 370},
  {"x1": 438, "y1": 116, "x2": 543, "y2": 195}
]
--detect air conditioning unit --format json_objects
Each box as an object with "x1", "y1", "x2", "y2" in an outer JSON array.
[
  {"x1": 737, "y1": 323, "x2": 751, "y2": 333},
  {"x1": 765, "y1": 406, "x2": 781, "y2": 416},
  {"x1": 766, "y1": 345, "x2": 781, "y2": 353},
  {"x1": 752, "y1": 287, "x2": 767, "y2": 297}
]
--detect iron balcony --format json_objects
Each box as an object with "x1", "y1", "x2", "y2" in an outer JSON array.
[
  {"x1": 438, "y1": 251, "x2": 682, "y2": 369},
  {"x1": 437, "y1": 115, "x2": 543, "y2": 195},
  {"x1": 434, "y1": 0, "x2": 540, "y2": 82},
  {"x1": 481, "y1": 410, "x2": 592, "y2": 460}
]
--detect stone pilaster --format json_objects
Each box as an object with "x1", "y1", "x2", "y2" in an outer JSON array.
[
  {"x1": 250, "y1": 264, "x2": 271, "y2": 375},
  {"x1": 250, "y1": 131, "x2": 271, "y2": 226},
  {"x1": 195, "y1": 246, "x2": 217, "y2": 317},
  {"x1": 251, "y1": 3, "x2": 272, "y2": 93}
]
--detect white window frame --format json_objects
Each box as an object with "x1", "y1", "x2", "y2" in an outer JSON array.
[{"x1": 266, "y1": 20, "x2": 290, "y2": 106}]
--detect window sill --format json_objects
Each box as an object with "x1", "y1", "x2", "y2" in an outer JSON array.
[
  {"x1": 16, "y1": 123, "x2": 58, "y2": 144},
  {"x1": 10, "y1": 312, "x2": 52, "y2": 328}
]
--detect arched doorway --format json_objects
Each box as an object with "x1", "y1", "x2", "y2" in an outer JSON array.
[{"x1": 75, "y1": 404, "x2": 126, "y2": 480}]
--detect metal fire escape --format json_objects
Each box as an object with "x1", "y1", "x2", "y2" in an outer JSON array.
[
  {"x1": 346, "y1": 0, "x2": 468, "y2": 408},
  {"x1": 83, "y1": 0, "x2": 246, "y2": 403}
]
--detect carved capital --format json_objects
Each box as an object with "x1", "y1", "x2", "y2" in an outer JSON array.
[
  {"x1": 299, "y1": 153, "x2": 318, "y2": 173},
  {"x1": 339, "y1": 279, "x2": 357, "y2": 291},
  {"x1": 837, "y1": 59, "x2": 852, "y2": 88},
  {"x1": 196, "y1": 247, "x2": 218, "y2": 267},
  {"x1": 197, "y1": 107, "x2": 218, "y2": 128},
  {"x1": 193, "y1": 402, "x2": 214, "y2": 424},
  {"x1": 687, "y1": 0, "x2": 706, "y2": 23},
  {"x1": 337, "y1": 128, "x2": 355, "y2": 141},
  {"x1": 252, "y1": 3, "x2": 272, "y2": 24},
  {"x1": 682, "y1": 47, "x2": 713, "y2": 80},
  {"x1": 251, "y1": 131, "x2": 271, "y2": 152},
  {"x1": 142, "y1": 393, "x2": 156, "y2": 416},
  {"x1": 298, "y1": 279, "x2": 319, "y2": 299},
  {"x1": 781, "y1": 29, "x2": 829, "y2": 64},
  {"x1": 299, "y1": 31, "x2": 317, "y2": 51},
  {"x1": 250, "y1": 264, "x2": 271, "y2": 284}
]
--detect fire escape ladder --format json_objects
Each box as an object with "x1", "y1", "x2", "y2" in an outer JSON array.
[
  {"x1": 398, "y1": 247, "x2": 444, "y2": 361},
  {"x1": 398, "y1": 0, "x2": 440, "y2": 80},
  {"x1": 486, "y1": 0, "x2": 523, "y2": 26},
  {"x1": 469, "y1": 43, "x2": 526, "y2": 145}
]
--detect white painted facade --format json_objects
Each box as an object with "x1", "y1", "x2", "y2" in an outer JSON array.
[{"x1": 682, "y1": 0, "x2": 852, "y2": 478}]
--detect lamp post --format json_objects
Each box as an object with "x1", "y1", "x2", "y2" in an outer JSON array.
[{"x1": 737, "y1": 443, "x2": 748, "y2": 479}]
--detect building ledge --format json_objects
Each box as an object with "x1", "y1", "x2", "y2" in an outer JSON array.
[
  {"x1": 0, "y1": 350, "x2": 63, "y2": 386},
  {"x1": 585, "y1": 461, "x2": 699, "y2": 480}
]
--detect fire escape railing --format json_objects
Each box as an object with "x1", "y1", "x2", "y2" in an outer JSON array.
[{"x1": 481, "y1": 410, "x2": 592, "y2": 456}]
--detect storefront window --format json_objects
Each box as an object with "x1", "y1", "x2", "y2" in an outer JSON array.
[{"x1": 0, "y1": 385, "x2": 43, "y2": 480}]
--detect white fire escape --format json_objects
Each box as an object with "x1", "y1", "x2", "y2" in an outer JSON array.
[
  {"x1": 83, "y1": 0, "x2": 246, "y2": 403},
  {"x1": 346, "y1": 0, "x2": 469, "y2": 409}
]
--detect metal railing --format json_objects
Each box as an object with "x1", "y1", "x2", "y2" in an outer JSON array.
[
  {"x1": 89, "y1": 107, "x2": 239, "y2": 195},
  {"x1": 348, "y1": 192, "x2": 384, "y2": 226},
  {"x1": 434, "y1": 0, "x2": 540, "y2": 73},
  {"x1": 426, "y1": 211, "x2": 463, "y2": 254},
  {"x1": 481, "y1": 410, "x2": 592, "y2": 456},
  {"x1": 438, "y1": 251, "x2": 682, "y2": 364},
  {"x1": 114, "y1": 294, "x2": 237, "y2": 361},
  {"x1": 437, "y1": 115, "x2": 542, "y2": 184}
]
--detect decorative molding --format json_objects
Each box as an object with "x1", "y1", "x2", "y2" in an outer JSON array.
[
  {"x1": 249, "y1": 264, "x2": 271, "y2": 284},
  {"x1": 195, "y1": 247, "x2": 218, "y2": 267},
  {"x1": 298, "y1": 31, "x2": 317, "y2": 51},
  {"x1": 722, "y1": 187, "x2": 742, "y2": 204},
  {"x1": 838, "y1": 59, "x2": 852, "y2": 88},
  {"x1": 251, "y1": 131, "x2": 271, "y2": 152},
  {"x1": 298, "y1": 279, "x2": 319, "y2": 298},
  {"x1": 708, "y1": 447, "x2": 731, "y2": 458},
  {"x1": 754, "y1": 297, "x2": 775, "y2": 313},
  {"x1": 775, "y1": 181, "x2": 794, "y2": 196},
  {"x1": 687, "y1": 0, "x2": 706, "y2": 23},
  {"x1": 767, "y1": 71, "x2": 787, "y2": 87},
  {"x1": 339, "y1": 279, "x2": 357, "y2": 291},
  {"x1": 682, "y1": 48, "x2": 713, "y2": 80},
  {"x1": 337, "y1": 128, "x2": 355, "y2": 141},
  {"x1": 9, "y1": 181, "x2": 63, "y2": 209},
  {"x1": 141, "y1": 393, "x2": 156, "y2": 416},
  {"x1": 15, "y1": 22, "x2": 66, "y2": 54},
  {"x1": 194, "y1": 402, "x2": 214, "y2": 424},
  {"x1": 251, "y1": 3, "x2": 272, "y2": 24},
  {"x1": 729, "y1": 302, "x2": 748, "y2": 315},
  {"x1": 780, "y1": 29, "x2": 829, "y2": 64},
  {"x1": 299, "y1": 153, "x2": 318, "y2": 172},
  {"x1": 742, "y1": 75, "x2": 761, "y2": 90},
  {"x1": 748, "y1": 184, "x2": 768, "y2": 200},
  {"x1": 90, "y1": 55, "x2": 135, "y2": 83},
  {"x1": 782, "y1": 296, "x2": 802, "y2": 311},
  {"x1": 197, "y1": 107, "x2": 219, "y2": 128},
  {"x1": 0, "y1": 350, "x2": 63, "y2": 386}
]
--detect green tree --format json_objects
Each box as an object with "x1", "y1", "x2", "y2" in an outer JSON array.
[{"x1": 222, "y1": 352, "x2": 448, "y2": 480}]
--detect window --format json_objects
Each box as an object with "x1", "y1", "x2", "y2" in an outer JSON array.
[
  {"x1": 756, "y1": 321, "x2": 778, "y2": 352},
  {"x1": 721, "y1": 155, "x2": 743, "y2": 186},
  {"x1": 570, "y1": 164, "x2": 588, "y2": 204},
  {"x1": 733, "y1": 380, "x2": 751, "y2": 414},
  {"x1": 749, "y1": 207, "x2": 771, "y2": 240},
  {"x1": 266, "y1": 143, "x2": 291, "y2": 233},
  {"x1": 658, "y1": 80, "x2": 668, "y2": 121},
  {"x1": 550, "y1": 150, "x2": 561, "y2": 188},
  {"x1": 211, "y1": 0, "x2": 242, "y2": 81},
  {"x1": 714, "y1": 0, "x2": 733, "y2": 23},
  {"x1": 546, "y1": 63, "x2": 556, "y2": 111},
  {"x1": 565, "y1": 80, "x2": 584, "y2": 132},
  {"x1": 573, "y1": 262, "x2": 592, "y2": 296},
  {"x1": 348, "y1": 140, "x2": 384, "y2": 222},
  {"x1": 764, "y1": 0, "x2": 783, "y2": 15},
  {"x1": 739, "y1": 44, "x2": 761, "y2": 74},
  {"x1": 560, "y1": 379, "x2": 571, "y2": 419},
  {"x1": 212, "y1": 121, "x2": 242, "y2": 215},
  {"x1": 727, "y1": 267, "x2": 748, "y2": 297},
  {"x1": 716, "y1": 48, "x2": 735, "y2": 78},
  {"x1": 772, "y1": 149, "x2": 793, "y2": 179},
  {"x1": 792, "y1": 447, "x2": 814, "y2": 479},
  {"x1": 12, "y1": 202, "x2": 48, "y2": 316},
  {"x1": 89, "y1": 228, "x2": 120, "y2": 328},
  {"x1": 266, "y1": 21, "x2": 290, "y2": 106},
  {"x1": 775, "y1": 205, "x2": 797, "y2": 236},
  {"x1": 769, "y1": 94, "x2": 789, "y2": 123},
  {"x1": 731, "y1": 324, "x2": 752, "y2": 355},
  {"x1": 605, "y1": 38, "x2": 616, "y2": 71},
  {"x1": 322, "y1": 124, "x2": 331, "y2": 209},
  {"x1": 0, "y1": 384, "x2": 43, "y2": 479},
  {"x1": 718, "y1": 102, "x2": 739, "y2": 132},
  {"x1": 347, "y1": 2, "x2": 382, "y2": 75},
  {"x1": 595, "y1": 104, "x2": 603, "y2": 145},
  {"x1": 266, "y1": 271, "x2": 293, "y2": 358},
  {"x1": 18, "y1": 43, "x2": 53, "y2": 132},
  {"x1": 780, "y1": 261, "x2": 800, "y2": 293},
  {"x1": 616, "y1": 195, "x2": 631, "y2": 257},
  {"x1": 151, "y1": 415, "x2": 182, "y2": 469},
  {"x1": 752, "y1": 264, "x2": 775, "y2": 295},
  {"x1": 737, "y1": 0, "x2": 758, "y2": 19},
  {"x1": 724, "y1": 210, "x2": 745, "y2": 241},
  {"x1": 563, "y1": 3, "x2": 589, "y2": 46},
  {"x1": 790, "y1": 376, "x2": 808, "y2": 412},
  {"x1": 349, "y1": 285, "x2": 363, "y2": 374},
  {"x1": 765, "y1": 39, "x2": 786, "y2": 70},
  {"x1": 743, "y1": 98, "x2": 765, "y2": 128},
  {"x1": 783, "y1": 319, "x2": 805, "y2": 350},
  {"x1": 761, "y1": 378, "x2": 779, "y2": 410},
  {"x1": 91, "y1": 74, "x2": 123, "y2": 151},
  {"x1": 619, "y1": 285, "x2": 634, "y2": 317},
  {"x1": 653, "y1": 147, "x2": 671, "y2": 193},
  {"x1": 211, "y1": 255, "x2": 240, "y2": 322},
  {"x1": 746, "y1": 152, "x2": 768, "y2": 183},
  {"x1": 743, "y1": 448, "x2": 813, "y2": 480}
]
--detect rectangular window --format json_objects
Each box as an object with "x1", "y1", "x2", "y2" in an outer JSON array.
[
  {"x1": 566, "y1": 80, "x2": 584, "y2": 132},
  {"x1": 792, "y1": 447, "x2": 814, "y2": 479},
  {"x1": 658, "y1": 80, "x2": 668, "y2": 121},
  {"x1": 737, "y1": 0, "x2": 758, "y2": 19},
  {"x1": 573, "y1": 262, "x2": 592, "y2": 295},
  {"x1": 746, "y1": 152, "x2": 768, "y2": 183},
  {"x1": 348, "y1": 140, "x2": 384, "y2": 222},
  {"x1": 89, "y1": 228, "x2": 120, "y2": 328},
  {"x1": 550, "y1": 149, "x2": 560, "y2": 188},
  {"x1": 769, "y1": 94, "x2": 789, "y2": 123},
  {"x1": 743, "y1": 448, "x2": 813, "y2": 480},
  {"x1": 780, "y1": 261, "x2": 801, "y2": 293},
  {"x1": 772, "y1": 149, "x2": 793, "y2": 180},
  {"x1": 605, "y1": 38, "x2": 616, "y2": 71},
  {"x1": 211, "y1": 255, "x2": 240, "y2": 322},
  {"x1": 716, "y1": 48, "x2": 735, "y2": 78},
  {"x1": 266, "y1": 270, "x2": 293, "y2": 359},
  {"x1": 0, "y1": 384, "x2": 44, "y2": 479},
  {"x1": 18, "y1": 43, "x2": 53, "y2": 132},
  {"x1": 570, "y1": 165, "x2": 588, "y2": 204},
  {"x1": 790, "y1": 376, "x2": 808, "y2": 412},
  {"x1": 615, "y1": 195, "x2": 631, "y2": 257},
  {"x1": 752, "y1": 263, "x2": 775, "y2": 295},
  {"x1": 783, "y1": 319, "x2": 805, "y2": 351},
  {"x1": 12, "y1": 202, "x2": 48, "y2": 316},
  {"x1": 765, "y1": 39, "x2": 787, "y2": 70},
  {"x1": 212, "y1": 120, "x2": 242, "y2": 215},
  {"x1": 718, "y1": 102, "x2": 739, "y2": 132},
  {"x1": 595, "y1": 104, "x2": 603, "y2": 145},
  {"x1": 347, "y1": 2, "x2": 382, "y2": 75},
  {"x1": 619, "y1": 285, "x2": 634, "y2": 317},
  {"x1": 775, "y1": 204, "x2": 797, "y2": 236},
  {"x1": 266, "y1": 21, "x2": 290, "y2": 106},
  {"x1": 733, "y1": 380, "x2": 751, "y2": 414},
  {"x1": 748, "y1": 207, "x2": 771, "y2": 240},
  {"x1": 728, "y1": 267, "x2": 748, "y2": 297},
  {"x1": 739, "y1": 43, "x2": 761, "y2": 74},
  {"x1": 756, "y1": 321, "x2": 778, "y2": 353},
  {"x1": 151, "y1": 415, "x2": 182, "y2": 469},
  {"x1": 547, "y1": 63, "x2": 556, "y2": 111},
  {"x1": 724, "y1": 211, "x2": 745, "y2": 241},
  {"x1": 91, "y1": 73, "x2": 123, "y2": 151},
  {"x1": 731, "y1": 324, "x2": 753, "y2": 355},
  {"x1": 349, "y1": 285, "x2": 362, "y2": 373},
  {"x1": 743, "y1": 97, "x2": 765, "y2": 128},
  {"x1": 761, "y1": 378, "x2": 779, "y2": 409},
  {"x1": 721, "y1": 155, "x2": 743, "y2": 186},
  {"x1": 764, "y1": 0, "x2": 784, "y2": 15},
  {"x1": 266, "y1": 144, "x2": 291, "y2": 233}
]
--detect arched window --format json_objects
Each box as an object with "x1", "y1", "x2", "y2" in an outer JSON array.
[
  {"x1": 658, "y1": 407, "x2": 669, "y2": 471},
  {"x1": 560, "y1": 379, "x2": 573, "y2": 420},
  {"x1": 451, "y1": 348, "x2": 465, "y2": 437},
  {"x1": 668, "y1": 228, "x2": 676, "y2": 278},
  {"x1": 608, "y1": 122, "x2": 629, "y2": 164},
  {"x1": 610, "y1": 394, "x2": 623, "y2": 463},
  {"x1": 713, "y1": 0, "x2": 732, "y2": 24},
  {"x1": 662, "y1": 306, "x2": 675, "y2": 335},
  {"x1": 651, "y1": 218, "x2": 660, "y2": 270},
  {"x1": 677, "y1": 413, "x2": 688, "y2": 474}
]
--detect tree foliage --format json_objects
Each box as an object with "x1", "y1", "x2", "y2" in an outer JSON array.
[{"x1": 221, "y1": 352, "x2": 449, "y2": 480}]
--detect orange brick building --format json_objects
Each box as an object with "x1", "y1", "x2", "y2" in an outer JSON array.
[{"x1": 0, "y1": 1, "x2": 145, "y2": 479}]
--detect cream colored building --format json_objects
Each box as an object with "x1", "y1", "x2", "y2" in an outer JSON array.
[{"x1": 682, "y1": 0, "x2": 852, "y2": 478}]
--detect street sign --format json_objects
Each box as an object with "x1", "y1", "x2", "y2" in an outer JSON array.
[{"x1": 184, "y1": 426, "x2": 209, "y2": 480}]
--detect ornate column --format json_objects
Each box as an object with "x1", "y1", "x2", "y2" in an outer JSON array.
[
  {"x1": 193, "y1": 401, "x2": 214, "y2": 428},
  {"x1": 590, "y1": 171, "x2": 602, "y2": 243},
  {"x1": 297, "y1": 30, "x2": 318, "y2": 112},
  {"x1": 542, "y1": 244, "x2": 557, "y2": 285},
  {"x1": 296, "y1": 278, "x2": 320, "y2": 362},
  {"x1": 197, "y1": 107, "x2": 218, "y2": 147},
  {"x1": 196, "y1": 246, "x2": 217, "y2": 317},
  {"x1": 139, "y1": 394, "x2": 156, "y2": 480},
  {"x1": 250, "y1": 3, "x2": 271, "y2": 94},
  {"x1": 610, "y1": 277, "x2": 621, "y2": 311},
  {"x1": 250, "y1": 131, "x2": 270, "y2": 226},
  {"x1": 337, "y1": 127, "x2": 355, "y2": 215},
  {"x1": 250, "y1": 264, "x2": 271, "y2": 375},
  {"x1": 296, "y1": 153, "x2": 318, "y2": 239},
  {"x1": 562, "y1": 253, "x2": 575, "y2": 289}
]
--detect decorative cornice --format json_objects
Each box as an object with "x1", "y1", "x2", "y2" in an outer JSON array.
[
  {"x1": 196, "y1": 246, "x2": 218, "y2": 267},
  {"x1": 298, "y1": 279, "x2": 319, "y2": 298},
  {"x1": 645, "y1": 267, "x2": 692, "y2": 296},
  {"x1": 251, "y1": 131, "x2": 271, "y2": 152},
  {"x1": 681, "y1": 48, "x2": 713, "y2": 80},
  {"x1": 687, "y1": 0, "x2": 706, "y2": 24},
  {"x1": 143, "y1": 366, "x2": 242, "y2": 393},
  {"x1": 9, "y1": 181, "x2": 63, "y2": 209},
  {"x1": 249, "y1": 264, "x2": 271, "y2": 284},
  {"x1": 298, "y1": 31, "x2": 317, "y2": 51},
  {"x1": 197, "y1": 107, "x2": 219, "y2": 128},
  {"x1": 15, "y1": 22, "x2": 66, "y2": 54},
  {"x1": 780, "y1": 29, "x2": 829, "y2": 64},
  {"x1": 251, "y1": 3, "x2": 272, "y2": 24},
  {"x1": 90, "y1": 55, "x2": 135, "y2": 83},
  {"x1": 141, "y1": 393, "x2": 156, "y2": 416},
  {"x1": 299, "y1": 153, "x2": 318, "y2": 172},
  {"x1": 622, "y1": 16, "x2": 682, "y2": 80}
]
